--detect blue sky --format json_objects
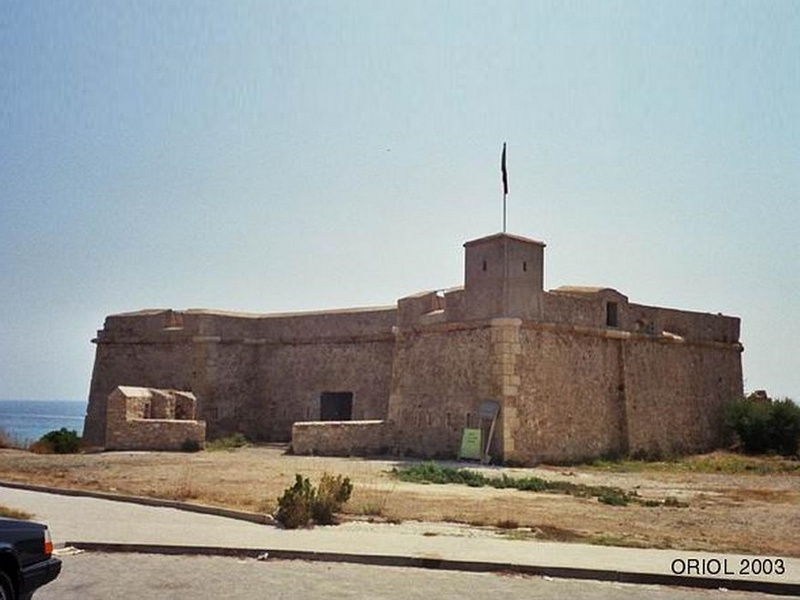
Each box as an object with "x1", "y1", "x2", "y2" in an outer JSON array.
[{"x1": 1, "y1": 1, "x2": 798, "y2": 402}]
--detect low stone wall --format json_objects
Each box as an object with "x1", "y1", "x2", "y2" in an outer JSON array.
[
  {"x1": 291, "y1": 420, "x2": 388, "y2": 456},
  {"x1": 107, "y1": 418, "x2": 206, "y2": 451}
]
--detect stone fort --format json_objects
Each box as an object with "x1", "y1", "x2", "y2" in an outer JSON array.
[{"x1": 83, "y1": 232, "x2": 743, "y2": 464}]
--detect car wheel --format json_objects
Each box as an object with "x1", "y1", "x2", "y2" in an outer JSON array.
[{"x1": 0, "y1": 570, "x2": 15, "y2": 600}]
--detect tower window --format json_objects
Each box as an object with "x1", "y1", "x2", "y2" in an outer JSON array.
[
  {"x1": 606, "y1": 302, "x2": 619, "y2": 327},
  {"x1": 482, "y1": 260, "x2": 487, "y2": 272},
  {"x1": 523, "y1": 261, "x2": 528, "y2": 272}
]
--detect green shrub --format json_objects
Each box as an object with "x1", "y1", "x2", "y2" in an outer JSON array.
[
  {"x1": 205, "y1": 433, "x2": 248, "y2": 452},
  {"x1": 392, "y1": 463, "x2": 646, "y2": 506},
  {"x1": 180, "y1": 439, "x2": 202, "y2": 453},
  {"x1": 394, "y1": 462, "x2": 489, "y2": 487},
  {"x1": 598, "y1": 492, "x2": 629, "y2": 506},
  {"x1": 312, "y1": 473, "x2": 353, "y2": 525},
  {"x1": 275, "y1": 474, "x2": 316, "y2": 529},
  {"x1": 31, "y1": 428, "x2": 81, "y2": 454},
  {"x1": 274, "y1": 473, "x2": 353, "y2": 529},
  {"x1": 663, "y1": 496, "x2": 689, "y2": 508},
  {"x1": 769, "y1": 399, "x2": 800, "y2": 456},
  {"x1": 725, "y1": 394, "x2": 800, "y2": 457},
  {"x1": 512, "y1": 476, "x2": 550, "y2": 492}
]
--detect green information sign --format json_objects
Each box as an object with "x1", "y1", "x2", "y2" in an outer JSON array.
[{"x1": 459, "y1": 428, "x2": 482, "y2": 460}]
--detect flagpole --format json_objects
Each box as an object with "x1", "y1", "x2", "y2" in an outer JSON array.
[
  {"x1": 501, "y1": 142, "x2": 508, "y2": 233},
  {"x1": 503, "y1": 192, "x2": 507, "y2": 233}
]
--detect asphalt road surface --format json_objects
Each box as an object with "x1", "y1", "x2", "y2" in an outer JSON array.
[{"x1": 38, "y1": 551, "x2": 787, "y2": 600}]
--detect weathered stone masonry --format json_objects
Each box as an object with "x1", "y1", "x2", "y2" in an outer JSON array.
[
  {"x1": 84, "y1": 232, "x2": 743, "y2": 463},
  {"x1": 104, "y1": 386, "x2": 206, "y2": 451}
]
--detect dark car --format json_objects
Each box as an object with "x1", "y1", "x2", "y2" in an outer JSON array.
[{"x1": 0, "y1": 518, "x2": 61, "y2": 600}]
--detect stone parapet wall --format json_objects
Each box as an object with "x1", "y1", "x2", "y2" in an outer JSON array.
[
  {"x1": 98, "y1": 306, "x2": 397, "y2": 345},
  {"x1": 292, "y1": 420, "x2": 388, "y2": 456},
  {"x1": 106, "y1": 418, "x2": 206, "y2": 451},
  {"x1": 631, "y1": 304, "x2": 740, "y2": 343},
  {"x1": 543, "y1": 292, "x2": 605, "y2": 329}
]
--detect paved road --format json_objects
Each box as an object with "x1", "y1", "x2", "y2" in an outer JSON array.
[
  {"x1": 38, "y1": 551, "x2": 788, "y2": 600},
  {"x1": 2, "y1": 485, "x2": 796, "y2": 598}
]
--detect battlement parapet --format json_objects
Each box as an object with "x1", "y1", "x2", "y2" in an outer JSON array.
[{"x1": 96, "y1": 306, "x2": 398, "y2": 345}]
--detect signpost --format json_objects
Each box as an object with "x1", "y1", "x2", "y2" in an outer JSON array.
[
  {"x1": 479, "y1": 400, "x2": 500, "y2": 464},
  {"x1": 459, "y1": 428, "x2": 482, "y2": 460}
]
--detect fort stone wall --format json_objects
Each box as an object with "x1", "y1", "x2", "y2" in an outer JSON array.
[
  {"x1": 623, "y1": 339, "x2": 743, "y2": 457},
  {"x1": 84, "y1": 307, "x2": 396, "y2": 447},
  {"x1": 511, "y1": 325, "x2": 626, "y2": 463},
  {"x1": 246, "y1": 339, "x2": 395, "y2": 441},
  {"x1": 387, "y1": 323, "x2": 494, "y2": 458},
  {"x1": 84, "y1": 231, "x2": 744, "y2": 465}
]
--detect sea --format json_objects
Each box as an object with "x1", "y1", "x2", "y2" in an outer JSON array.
[{"x1": 0, "y1": 399, "x2": 87, "y2": 445}]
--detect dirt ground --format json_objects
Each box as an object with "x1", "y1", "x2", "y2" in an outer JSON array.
[{"x1": 1, "y1": 445, "x2": 798, "y2": 557}]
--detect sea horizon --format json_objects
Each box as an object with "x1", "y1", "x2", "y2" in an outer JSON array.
[
  {"x1": 0, "y1": 398, "x2": 87, "y2": 444},
  {"x1": 0, "y1": 397, "x2": 85, "y2": 402}
]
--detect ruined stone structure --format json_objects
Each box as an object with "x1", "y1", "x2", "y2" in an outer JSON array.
[
  {"x1": 104, "y1": 386, "x2": 206, "y2": 451},
  {"x1": 84, "y1": 233, "x2": 743, "y2": 463}
]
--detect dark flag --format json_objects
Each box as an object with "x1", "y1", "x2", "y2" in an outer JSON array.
[{"x1": 501, "y1": 142, "x2": 508, "y2": 196}]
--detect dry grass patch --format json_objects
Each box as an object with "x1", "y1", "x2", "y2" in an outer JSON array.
[
  {"x1": 587, "y1": 451, "x2": 800, "y2": 475},
  {"x1": 0, "y1": 504, "x2": 34, "y2": 520},
  {"x1": 0, "y1": 446, "x2": 798, "y2": 556}
]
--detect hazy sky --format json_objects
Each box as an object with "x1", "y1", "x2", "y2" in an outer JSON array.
[{"x1": 1, "y1": 1, "x2": 798, "y2": 401}]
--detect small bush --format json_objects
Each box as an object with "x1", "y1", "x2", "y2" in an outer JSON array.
[
  {"x1": 496, "y1": 519, "x2": 520, "y2": 529},
  {"x1": 180, "y1": 439, "x2": 202, "y2": 453},
  {"x1": 274, "y1": 473, "x2": 353, "y2": 529},
  {"x1": 205, "y1": 433, "x2": 248, "y2": 452},
  {"x1": 726, "y1": 394, "x2": 800, "y2": 457},
  {"x1": 598, "y1": 492, "x2": 629, "y2": 506},
  {"x1": 0, "y1": 504, "x2": 33, "y2": 520},
  {"x1": 0, "y1": 427, "x2": 29, "y2": 450},
  {"x1": 0, "y1": 427, "x2": 13, "y2": 449},
  {"x1": 769, "y1": 399, "x2": 800, "y2": 456},
  {"x1": 312, "y1": 473, "x2": 353, "y2": 525},
  {"x1": 30, "y1": 428, "x2": 81, "y2": 454},
  {"x1": 275, "y1": 475, "x2": 316, "y2": 529},
  {"x1": 663, "y1": 496, "x2": 689, "y2": 508}
]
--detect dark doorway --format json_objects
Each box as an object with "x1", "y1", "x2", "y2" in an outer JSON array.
[{"x1": 320, "y1": 392, "x2": 353, "y2": 421}]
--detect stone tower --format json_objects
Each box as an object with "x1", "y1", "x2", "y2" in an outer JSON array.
[{"x1": 463, "y1": 233, "x2": 546, "y2": 320}]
